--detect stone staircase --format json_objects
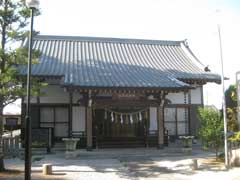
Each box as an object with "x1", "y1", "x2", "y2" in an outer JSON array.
[
  {"x1": 97, "y1": 136, "x2": 146, "y2": 148},
  {"x1": 51, "y1": 142, "x2": 65, "y2": 152}
]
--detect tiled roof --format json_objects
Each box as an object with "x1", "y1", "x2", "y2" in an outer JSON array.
[{"x1": 18, "y1": 35, "x2": 221, "y2": 89}]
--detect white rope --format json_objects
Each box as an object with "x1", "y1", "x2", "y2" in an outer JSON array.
[
  {"x1": 120, "y1": 114, "x2": 123, "y2": 124},
  {"x1": 139, "y1": 112, "x2": 142, "y2": 121},
  {"x1": 105, "y1": 108, "x2": 148, "y2": 124},
  {"x1": 130, "y1": 114, "x2": 133, "y2": 124},
  {"x1": 111, "y1": 112, "x2": 114, "y2": 122},
  {"x1": 106, "y1": 108, "x2": 148, "y2": 116}
]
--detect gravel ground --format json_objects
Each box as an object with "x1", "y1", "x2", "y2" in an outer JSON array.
[{"x1": 1, "y1": 150, "x2": 240, "y2": 180}]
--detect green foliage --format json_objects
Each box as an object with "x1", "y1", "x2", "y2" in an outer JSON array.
[
  {"x1": 0, "y1": 0, "x2": 40, "y2": 42},
  {"x1": 198, "y1": 107, "x2": 224, "y2": 159},
  {"x1": 225, "y1": 85, "x2": 237, "y2": 108},
  {"x1": 0, "y1": 0, "x2": 43, "y2": 171},
  {"x1": 0, "y1": 0, "x2": 43, "y2": 109},
  {"x1": 225, "y1": 85, "x2": 238, "y2": 131},
  {"x1": 229, "y1": 131, "x2": 240, "y2": 142},
  {"x1": 227, "y1": 107, "x2": 238, "y2": 131}
]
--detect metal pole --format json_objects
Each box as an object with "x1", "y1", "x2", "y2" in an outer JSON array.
[
  {"x1": 218, "y1": 24, "x2": 228, "y2": 168},
  {"x1": 25, "y1": 7, "x2": 34, "y2": 180}
]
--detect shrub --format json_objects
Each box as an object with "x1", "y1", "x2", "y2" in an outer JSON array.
[{"x1": 198, "y1": 107, "x2": 224, "y2": 159}]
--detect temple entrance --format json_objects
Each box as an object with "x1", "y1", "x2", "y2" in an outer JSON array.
[{"x1": 93, "y1": 108, "x2": 149, "y2": 148}]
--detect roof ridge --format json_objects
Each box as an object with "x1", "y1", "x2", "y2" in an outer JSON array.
[{"x1": 34, "y1": 35, "x2": 183, "y2": 46}]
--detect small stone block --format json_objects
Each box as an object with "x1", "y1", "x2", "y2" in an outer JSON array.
[
  {"x1": 42, "y1": 164, "x2": 52, "y2": 175},
  {"x1": 191, "y1": 159, "x2": 198, "y2": 170}
]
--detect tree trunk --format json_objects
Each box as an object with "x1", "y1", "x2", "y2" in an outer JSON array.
[
  {"x1": 1, "y1": 0, "x2": 7, "y2": 72},
  {"x1": 0, "y1": 0, "x2": 7, "y2": 171},
  {"x1": 215, "y1": 147, "x2": 219, "y2": 161},
  {"x1": 0, "y1": 106, "x2": 5, "y2": 171}
]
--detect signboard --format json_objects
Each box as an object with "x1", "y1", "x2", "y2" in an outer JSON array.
[{"x1": 237, "y1": 71, "x2": 240, "y2": 129}]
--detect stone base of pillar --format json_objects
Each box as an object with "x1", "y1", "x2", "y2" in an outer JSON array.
[{"x1": 157, "y1": 144, "x2": 164, "y2": 149}]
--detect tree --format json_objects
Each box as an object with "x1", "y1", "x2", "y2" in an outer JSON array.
[
  {"x1": 225, "y1": 85, "x2": 237, "y2": 108},
  {"x1": 0, "y1": 0, "x2": 42, "y2": 171},
  {"x1": 225, "y1": 85, "x2": 238, "y2": 131},
  {"x1": 198, "y1": 107, "x2": 224, "y2": 160}
]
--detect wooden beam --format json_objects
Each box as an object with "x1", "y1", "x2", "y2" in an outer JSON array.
[{"x1": 93, "y1": 99, "x2": 159, "y2": 108}]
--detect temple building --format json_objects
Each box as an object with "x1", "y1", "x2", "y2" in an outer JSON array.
[{"x1": 19, "y1": 35, "x2": 221, "y2": 149}]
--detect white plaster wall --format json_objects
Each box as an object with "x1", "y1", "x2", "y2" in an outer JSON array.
[
  {"x1": 38, "y1": 85, "x2": 84, "y2": 104},
  {"x1": 190, "y1": 86, "x2": 202, "y2": 104},
  {"x1": 72, "y1": 106, "x2": 86, "y2": 132},
  {"x1": 149, "y1": 107, "x2": 157, "y2": 131},
  {"x1": 40, "y1": 85, "x2": 69, "y2": 103},
  {"x1": 166, "y1": 92, "x2": 188, "y2": 104},
  {"x1": 166, "y1": 87, "x2": 202, "y2": 105}
]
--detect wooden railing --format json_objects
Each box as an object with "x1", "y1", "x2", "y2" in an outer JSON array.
[
  {"x1": 21, "y1": 128, "x2": 53, "y2": 153},
  {"x1": 2, "y1": 135, "x2": 20, "y2": 157}
]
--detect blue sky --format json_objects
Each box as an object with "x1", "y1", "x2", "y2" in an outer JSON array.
[
  {"x1": 29, "y1": 0, "x2": 240, "y2": 108},
  {"x1": 224, "y1": 0, "x2": 240, "y2": 12}
]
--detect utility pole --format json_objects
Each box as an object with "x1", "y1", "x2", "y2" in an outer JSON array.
[{"x1": 218, "y1": 24, "x2": 229, "y2": 168}]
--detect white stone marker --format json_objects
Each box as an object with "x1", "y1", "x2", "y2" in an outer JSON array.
[{"x1": 42, "y1": 164, "x2": 52, "y2": 175}]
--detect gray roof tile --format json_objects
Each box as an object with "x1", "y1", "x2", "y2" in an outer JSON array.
[{"x1": 18, "y1": 35, "x2": 221, "y2": 89}]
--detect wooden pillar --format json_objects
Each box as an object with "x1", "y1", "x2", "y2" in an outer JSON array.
[
  {"x1": 86, "y1": 93, "x2": 93, "y2": 151},
  {"x1": 188, "y1": 89, "x2": 191, "y2": 135},
  {"x1": 157, "y1": 104, "x2": 164, "y2": 149},
  {"x1": 86, "y1": 107, "x2": 93, "y2": 150},
  {"x1": 37, "y1": 95, "x2": 40, "y2": 128},
  {"x1": 200, "y1": 85, "x2": 204, "y2": 107},
  {"x1": 69, "y1": 91, "x2": 73, "y2": 137}
]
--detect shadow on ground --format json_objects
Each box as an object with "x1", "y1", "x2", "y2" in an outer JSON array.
[
  {"x1": 0, "y1": 171, "x2": 66, "y2": 180},
  {"x1": 4, "y1": 151, "x2": 228, "y2": 180},
  {"x1": 118, "y1": 156, "x2": 196, "y2": 179}
]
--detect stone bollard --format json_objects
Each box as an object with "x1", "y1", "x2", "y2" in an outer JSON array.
[
  {"x1": 42, "y1": 164, "x2": 52, "y2": 175},
  {"x1": 191, "y1": 159, "x2": 198, "y2": 170}
]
